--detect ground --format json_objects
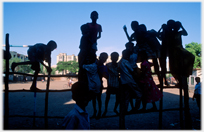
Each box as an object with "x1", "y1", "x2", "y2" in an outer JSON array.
[{"x1": 2, "y1": 78, "x2": 201, "y2": 130}]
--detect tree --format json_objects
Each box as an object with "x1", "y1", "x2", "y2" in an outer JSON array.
[
  {"x1": 185, "y1": 42, "x2": 201, "y2": 68},
  {"x1": 56, "y1": 61, "x2": 79, "y2": 75},
  {"x1": 56, "y1": 61, "x2": 68, "y2": 75},
  {"x1": 3, "y1": 57, "x2": 32, "y2": 73},
  {"x1": 66, "y1": 61, "x2": 79, "y2": 74},
  {"x1": 51, "y1": 67, "x2": 57, "y2": 75}
]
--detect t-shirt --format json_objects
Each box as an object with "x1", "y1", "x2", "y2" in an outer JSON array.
[
  {"x1": 106, "y1": 62, "x2": 119, "y2": 88},
  {"x1": 195, "y1": 82, "x2": 201, "y2": 95},
  {"x1": 83, "y1": 62, "x2": 101, "y2": 93},
  {"x1": 119, "y1": 58, "x2": 136, "y2": 86}
]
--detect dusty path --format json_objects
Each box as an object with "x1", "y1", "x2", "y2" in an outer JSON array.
[{"x1": 3, "y1": 80, "x2": 201, "y2": 130}]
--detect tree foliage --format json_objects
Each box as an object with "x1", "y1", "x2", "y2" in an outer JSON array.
[
  {"x1": 66, "y1": 61, "x2": 79, "y2": 74},
  {"x1": 56, "y1": 61, "x2": 79, "y2": 74},
  {"x1": 3, "y1": 57, "x2": 32, "y2": 73},
  {"x1": 185, "y1": 42, "x2": 201, "y2": 68}
]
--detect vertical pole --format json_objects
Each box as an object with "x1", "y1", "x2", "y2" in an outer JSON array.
[
  {"x1": 4, "y1": 33, "x2": 10, "y2": 129},
  {"x1": 33, "y1": 91, "x2": 37, "y2": 128},
  {"x1": 159, "y1": 71, "x2": 163, "y2": 129},
  {"x1": 44, "y1": 72, "x2": 50, "y2": 128},
  {"x1": 183, "y1": 76, "x2": 192, "y2": 129}
]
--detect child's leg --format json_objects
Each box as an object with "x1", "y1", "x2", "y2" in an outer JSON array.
[
  {"x1": 96, "y1": 93, "x2": 102, "y2": 118},
  {"x1": 102, "y1": 93, "x2": 110, "y2": 116},
  {"x1": 129, "y1": 98, "x2": 134, "y2": 109},
  {"x1": 11, "y1": 61, "x2": 33, "y2": 72},
  {"x1": 30, "y1": 62, "x2": 40, "y2": 91},
  {"x1": 152, "y1": 58, "x2": 162, "y2": 85},
  {"x1": 114, "y1": 91, "x2": 120, "y2": 114},
  {"x1": 141, "y1": 99, "x2": 147, "y2": 110},
  {"x1": 91, "y1": 97, "x2": 97, "y2": 118},
  {"x1": 135, "y1": 98, "x2": 142, "y2": 110},
  {"x1": 150, "y1": 102, "x2": 157, "y2": 110}
]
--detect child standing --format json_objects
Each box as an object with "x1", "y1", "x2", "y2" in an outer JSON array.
[
  {"x1": 62, "y1": 82, "x2": 91, "y2": 129},
  {"x1": 139, "y1": 51, "x2": 163, "y2": 111},
  {"x1": 94, "y1": 52, "x2": 109, "y2": 119},
  {"x1": 102, "y1": 52, "x2": 120, "y2": 116},
  {"x1": 119, "y1": 49, "x2": 142, "y2": 112}
]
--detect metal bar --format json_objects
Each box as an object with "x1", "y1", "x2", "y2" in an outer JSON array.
[{"x1": 2, "y1": 45, "x2": 32, "y2": 47}]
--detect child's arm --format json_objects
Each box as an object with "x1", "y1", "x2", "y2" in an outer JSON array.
[{"x1": 123, "y1": 25, "x2": 133, "y2": 42}]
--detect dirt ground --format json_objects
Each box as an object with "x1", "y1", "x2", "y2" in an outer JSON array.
[{"x1": 2, "y1": 78, "x2": 201, "y2": 130}]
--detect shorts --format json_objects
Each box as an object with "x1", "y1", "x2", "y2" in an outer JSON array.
[{"x1": 106, "y1": 86, "x2": 119, "y2": 95}]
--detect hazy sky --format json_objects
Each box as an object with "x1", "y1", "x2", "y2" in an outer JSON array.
[{"x1": 3, "y1": 1, "x2": 201, "y2": 66}]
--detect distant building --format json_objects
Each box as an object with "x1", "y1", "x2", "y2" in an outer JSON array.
[
  {"x1": 57, "y1": 53, "x2": 78, "y2": 63},
  {"x1": 10, "y1": 51, "x2": 29, "y2": 61}
]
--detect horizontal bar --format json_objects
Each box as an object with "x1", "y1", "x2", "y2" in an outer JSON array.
[
  {"x1": 6, "y1": 107, "x2": 184, "y2": 119},
  {"x1": 2, "y1": 45, "x2": 32, "y2": 47}
]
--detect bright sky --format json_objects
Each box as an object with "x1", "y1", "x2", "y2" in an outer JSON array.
[{"x1": 2, "y1": 1, "x2": 201, "y2": 66}]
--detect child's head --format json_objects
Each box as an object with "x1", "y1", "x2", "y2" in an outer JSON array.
[
  {"x1": 99, "y1": 52, "x2": 108, "y2": 63},
  {"x1": 131, "y1": 21, "x2": 139, "y2": 31},
  {"x1": 173, "y1": 21, "x2": 181, "y2": 31},
  {"x1": 195, "y1": 77, "x2": 200, "y2": 83},
  {"x1": 122, "y1": 49, "x2": 130, "y2": 60},
  {"x1": 81, "y1": 24, "x2": 89, "y2": 35},
  {"x1": 125, "y1": 42, "x2": 134, "y2": 53},
  {"x1": 110, "y1": 52, "x2": 119, "y2": 63},
  {"x1": 139, "y1": 24, "x2": 147, "y2": 32},
  {"x1": 47, "y1": 40, "x2": 57, "y2": 51},
  {"x1": 71, "y1": 81, "x2": 91, "y2": 108},
  {"x1": 90, "y1": 11, "x2": 98, "y2": 21},
  {"x1": 167, "y1": 19, "x2": 175, "y2": 30}
]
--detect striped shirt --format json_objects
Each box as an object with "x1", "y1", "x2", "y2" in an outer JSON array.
[{"x1": 106, "y1": 62, "x2": 119, "y2": 88}]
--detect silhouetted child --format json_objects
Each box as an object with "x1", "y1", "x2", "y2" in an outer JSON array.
[
  {"x1": 93, "y1": 52, "x2": 109, "y2": 119},
  {"x1": 169, "y1": 21, "x2": 195, "y2": 85},
  {"x1": 102, "y1": 52, "x2": 120, "y2": 117},
  {"x1": 11, "y1": 40, "x2": 57, "y2": 91},
  {"x1": 139, "y1": 51, "x2": 163, "y2": 111},
  {"x1": 62, "y1": 82, "x2": 91, "y2": 129},
  {"x1": 78, "y1": 11, "x2": 102, "y2": 68},
  {"x1": 157, "y1": 23, "x2": 171, "y2": 85},
  {"x1": 125, "y1": 42, "x2": 142, "y2": 112},
  {"x1": 119, "y1": 49, "x2": 142, "y2": 112}
]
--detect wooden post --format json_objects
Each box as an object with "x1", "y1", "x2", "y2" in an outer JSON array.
[
  {"x1": 179, "y1": 81, "x2": 184, "y2": 129},
  {"x1": 44, "y1": 72, "x2": 51, "y2": 128},
  {"x1": 4, "y1": 33, "x2": 10, "y2": 129},
  {"x1": 183, "y1": 77, "x2": 192, "y2": 129},
  {"x1": 159, "y1": 71, "x2": 163, "y2": 129}
]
